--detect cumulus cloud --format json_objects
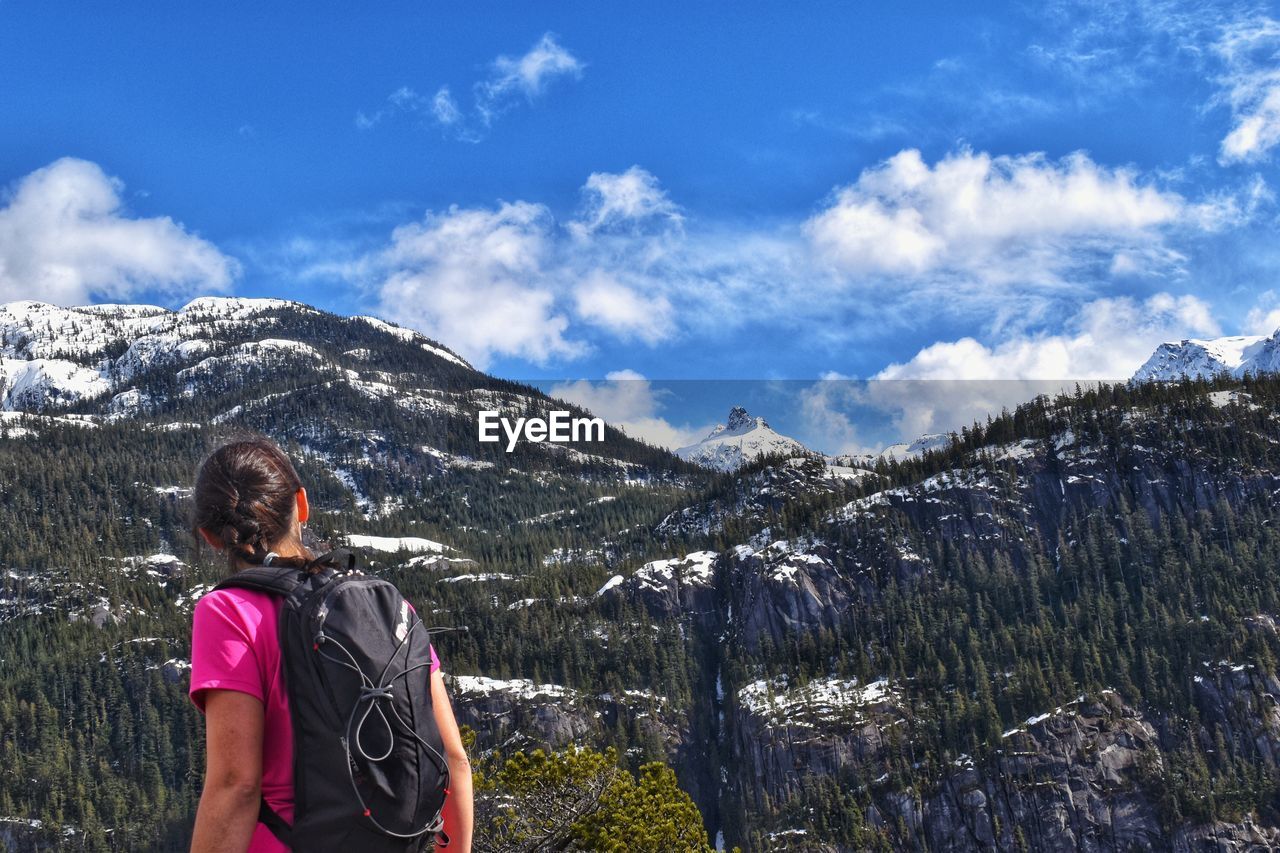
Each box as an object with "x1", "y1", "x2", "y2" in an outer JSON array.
[
  {"x1": 805, "y1": 148, "x2": 1197, "y2": 286},
  {"x1": 372, "y1": 201, "x2": 582, "y2": 367},
  {"x1": 327, "y1": 151, "x2": 1239, "y2": 372},
  {"x1": 1215, "y1": 16, "x2": 1280, "y2": 163},
  {"x1": 572, "y1": 271, "x2": 674, "y2": 343},
  {"x1": 0, "y1": 158, "x2": 237, "y2": 305},
  {"x1": 548, "y1": 370, "x2": 712, "y2": 449},
  {"x1": 859, "y1": 293, "x2": 1221, "y2": 439},
  {"x1": 877, "y1": 293, "x2": 1218, "y2": 381},
  {"x1": 336, "y1": 167, "x2": 692, "y2": 366},
  {"x1": 796, "y1": 373, "x2": 880, "y2": 456},
  {"x1": 1244, "y1": 290, "x2": 1280, "y2": 335},
  {"x1": 357, "y1": 34, "x2": 581, "y2": 140}
]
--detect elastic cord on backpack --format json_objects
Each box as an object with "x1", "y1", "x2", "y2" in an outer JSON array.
[{"x1": 313, "y1": 615, "x2": 451, "y2": 840}]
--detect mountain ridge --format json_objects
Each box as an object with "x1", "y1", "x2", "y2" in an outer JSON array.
[{"x1": 1133, "y1": 327, "x2": 1280, "y2": 381}]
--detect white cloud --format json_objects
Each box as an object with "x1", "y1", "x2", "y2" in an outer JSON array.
[
  {"x1": 805, "y1": 148, "x2": 1193, "y2": 285},
  {"x1": 1215, "y1": 16, "x2": 1280, "y2": 163},
  {"x1": 432, "y1": 87, "x2": 462, "y2": 126},
  {"x1": 571, "y1": 166, "x2": 683, "y2": 236},
  {"x1": 339, "y1": 168, "x2": 692, "y2": 366},
  {"x1": 1244, "y1": 290, "x2": 1280, "y2": 335},
  {"x1": 0, "y1": 158, "x2": 237, "y2": 305},
  {"x1": 548, "y1": 370, "x2": 710, "y2": 449},
  {"x1": 356, "y1": 86, "x2": 429, "y2": 131},
  {"x1": 372, "y1": 201, "x2": 582, "y2": 367},
  {"x1": 796, "y1": 373, "x2": 879, "y2": 456},
  {"x1": 325, "y1": 151, "x2": 1240, "y2": 373},
  {"x1": 863, "y1": 293, "x2": 1221, "y2": 438},
  {"x1": 877, "y1": 293, "x2": 1219, "y2": 381},
  {"x1": 476, "y1": 33, "x2": 583, "y2": 124},
  {"x1": 356, "y1": 34, "x2": 582, "y2": 140},
  {"x1": 572, "y1": 271, "x2": 674, "y2": 343}
]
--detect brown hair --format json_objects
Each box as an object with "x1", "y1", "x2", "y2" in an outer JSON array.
[{"x1": 192, "y1": 437, "x2": 313, "y2": 571}]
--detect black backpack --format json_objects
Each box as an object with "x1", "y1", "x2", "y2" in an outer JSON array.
[{"x1": 214, "y1": 549, "x2": 451, "y2": 851}]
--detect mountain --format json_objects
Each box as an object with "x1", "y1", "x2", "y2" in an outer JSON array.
[
  {"x1": 674, "y1": 406, "x2": 810, "y2": 471},
  {"x1": 5, "y1": 297, "x2": 1280, "y2": 849},
  {"x1": 874, "y1": 431, "x2": 951, "y2": 461},
  {"x1": 1133, "y1": 328, "x2": 1280, "y2": 381},
  {"x1": 673, "y1": 404, "x2": 945, "y2": 473}
]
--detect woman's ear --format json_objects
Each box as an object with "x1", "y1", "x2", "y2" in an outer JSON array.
[
  {"x1": 197, "y1": 527, "x2": 223, "y2": 550},
  {"x1": 296, "y1": 487, "x2": 310, "y2": 524}
]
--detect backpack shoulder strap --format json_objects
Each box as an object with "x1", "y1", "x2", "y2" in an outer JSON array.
[
  {"x1": 214, "y1": 565, "x2": 307, "y2": 598},
  {"x1": 307, "y1": 548, "x2": 357, "y2": 573}
]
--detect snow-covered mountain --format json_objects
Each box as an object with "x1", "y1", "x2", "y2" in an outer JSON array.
[
  {"x1": 1133, "y1": 329, "x2": 1280, "y2": 382},
  {"x1": 675, "y1": 405, "x2": 955, "y2": 472},
  {"x1": 0, "y1": 297, "x2": 471, "y2": 412},
  {"x1": 875, "y1": 432, "x2": 952, "y2": 461},
  {"x1": 674, "y1": 406, "x2": 810, "y2": 471}
]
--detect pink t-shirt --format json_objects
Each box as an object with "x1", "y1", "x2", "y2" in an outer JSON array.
[{"x1": 190, "y1": 587, "x2": 440, "y2": 852}]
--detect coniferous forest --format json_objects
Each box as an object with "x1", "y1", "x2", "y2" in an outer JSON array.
[{"x1": 2, "y1": 302, "x2": 1280, "y2": 849}]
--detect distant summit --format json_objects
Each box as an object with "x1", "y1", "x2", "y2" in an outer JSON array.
[
  {"x1": 725, "y1": 405, "x2": 755, "y2": 431},
  {"x1": 675, "y1": 407, "x2": 809, "y2": 471},
  {"x1": 675, "y1": 406, "x2": 955, "y2": 472},
  {"x1": 1133, "y1": 330, "x2": 1280, "y2": 382},
  {"x1": 877, "y1": 432, "x2": 952, "y2": 461}
]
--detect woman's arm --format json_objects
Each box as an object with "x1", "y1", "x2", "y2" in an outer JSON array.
[
  {"x1": 191, "y1": 690, "x2": 265, "y2": 853},
  {"x1": 432, "y1": 671, "x2": 474, "y2": 851}
]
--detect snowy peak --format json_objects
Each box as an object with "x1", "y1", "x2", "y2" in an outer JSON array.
[
  {"x1": 877, "y1": 433, "x2": 952, "y2": 462},
  {"x1": 0, "y1": 296, "x2": 473, "y2": 412},
  {"x1": 1133, "y1": 331, "x2": 1278, "y2": 382},
  {"x1": 726, "y1": 406, "x2": 759, "y2": 431},
  {"x1": 676, "y1": 407, "x2": 809, "y2": 471}
]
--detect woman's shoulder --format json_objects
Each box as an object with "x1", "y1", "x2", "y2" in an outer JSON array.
[
  {"x1": 195, "y1": 584, "x2": 278, "y2": 612},
  {"x1": 193, "y1": 585, "x2": 280, "y2": 636}
]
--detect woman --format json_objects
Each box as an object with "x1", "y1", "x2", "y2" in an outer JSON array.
[{"x1": 187, "y1": 437, "x2": 473, "y2": 852}]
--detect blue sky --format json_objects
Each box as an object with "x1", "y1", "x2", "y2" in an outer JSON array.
[{"x1": 2, "y1": 0, "x2": 1280, "y2": 437}]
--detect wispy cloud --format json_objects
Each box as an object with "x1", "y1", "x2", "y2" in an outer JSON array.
[
  {"x1": 356, "y1": 33, "x2": 583, "y2": 141},
  {"x1": 475, "y1": 33, "x2": 584, "y2": 125},
  {"x1": 0, "y1": 158, "x2": 238, "y2": 305},
  {"x1": 1215, "y1": 15, "x2": 1280, "y2": 163}
]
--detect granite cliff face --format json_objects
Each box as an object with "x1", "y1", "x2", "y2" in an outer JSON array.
[{"x1": 584, "y1": 384, "x2": 1280, "y2": 848}]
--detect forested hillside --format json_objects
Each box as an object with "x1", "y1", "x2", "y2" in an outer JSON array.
[{"x1": 3, "y1": 298, "x2": 1280, "y2": 850}]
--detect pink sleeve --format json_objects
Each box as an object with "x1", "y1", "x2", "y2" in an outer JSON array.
[
  {"x1": 189, "y1": 591, "x2": 265, "y2": 713},
  {"x1": 407, "y1": 601, "x2": 441, "y2": 674}
]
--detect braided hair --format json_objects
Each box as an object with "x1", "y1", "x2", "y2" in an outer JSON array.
[{"x1": 192, "y1": 437, "x2": 314, "y2": 572}]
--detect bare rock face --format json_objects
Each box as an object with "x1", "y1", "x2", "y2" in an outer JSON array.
[
  {"x1": 729, "y1": 688, "x2": 1278, "y2": 851},
  {"x1": 447, "y1": 675, "x2": 688, "y2": 764},
  {"x1": 1170, "y1": 821, "x2": 1280, "y2": 851},
  {"x1": 913, "y1": 695, "x2": 1164, "y2": 852},
  {"x1": 726, "y1": 542, "x2": 860, "y2": 655}
]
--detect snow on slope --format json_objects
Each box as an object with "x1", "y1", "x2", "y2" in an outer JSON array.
[
  {"x1": 343, "y1": 533, "x2": 453, "y2": 554},
  {"x1": 353, "y1": 316, "x2": 472, "y2": 369},
  {"x1": 675, "y1": 407, "x2": 810, "y2": 471},
  {"x1": 1133, "y1": 331, "x2": 1280, "y2": 381},
  {"x1": 876, "y1": 432, "x2": 952, "y2": 461},
  {"x1": 0, "y1": 297, "x2": 471, "y2": 411}
]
